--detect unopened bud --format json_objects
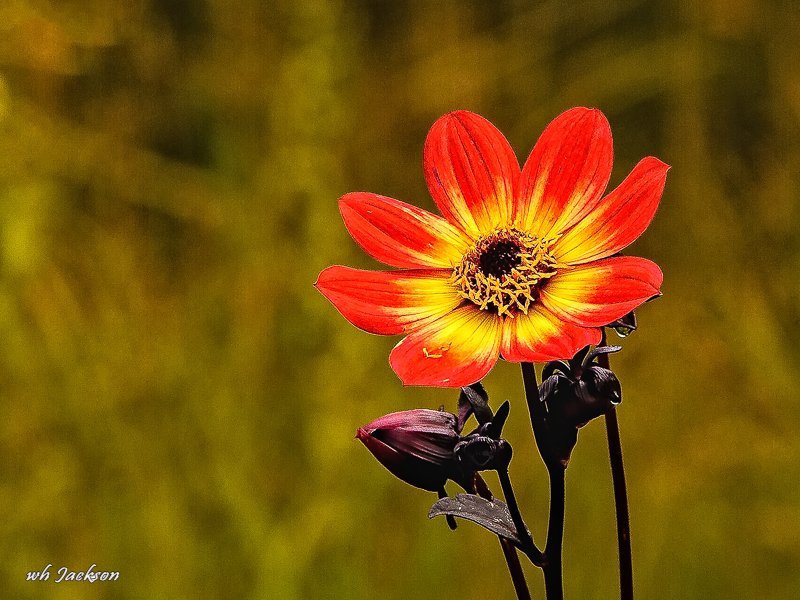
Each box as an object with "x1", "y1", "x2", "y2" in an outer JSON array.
[
  {"x1": 568, "y1": 365, "x2": 621, "y2": 427},
  {"x1": 454, "y1": 429, "x2": 512, "y2": 472},
  {"x1": 357, "y1": 409, "x2": 461, "y2": 492},
  {"x1": 537, "y1": 350, "x2": 623, "y2": 467},
  {"x1": 540, "y1": 349, "x2": 623, "y2": 430}
]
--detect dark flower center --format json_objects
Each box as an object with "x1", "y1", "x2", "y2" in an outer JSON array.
[
  {"x1": 450, "y1": 228, "x2": 561, "y2": 317},
  {"x1": 478, "y1": 240, "x2": 522, "y2": 278}
]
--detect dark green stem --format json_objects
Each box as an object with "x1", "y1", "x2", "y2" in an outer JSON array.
[
  {"x1": 474, "y1": 474, "x2": 533, "y2": 600},
  {"x1": 543, "y1": 465, "x2": 565, "y2": 600},
  {"x1": 597, "y1": 331, "x2": 633, "y2": 600},
  {"x1": 521, "y1": 362, "x2": 566, "y2": 600},
  {"x1": 500, "y1": 538, "x2": 533, "y2": 600},
  {"x1": 520, "y1": 362, "x2": 545, "y2": 462},
  {"x1": 498, "y1": 469, "x2": 545, "y2": 566}
]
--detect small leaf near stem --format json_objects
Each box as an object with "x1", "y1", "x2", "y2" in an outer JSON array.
[
  {"x1": 438, "y1": 488, "x2": 457, "y2": 530},
  {"x1": 598, "y1": 329, "x2": 634, "y2": 600},
  {"x1": 428, "y1": 492, "x2": 536, "y2": 599},
  {"x1": 458, "y1": 382, "x2": 493, "y2": 430},
  {"x1": 428, "y1": 493, "x2": 525, "y2": 545}
]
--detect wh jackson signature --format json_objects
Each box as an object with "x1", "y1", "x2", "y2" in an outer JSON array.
[{"x1": 26, "y1": 564, "x2": 119, "y2": 583}]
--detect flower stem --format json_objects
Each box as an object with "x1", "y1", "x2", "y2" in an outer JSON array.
[
  {"x1": 474, "y1": 474, "x2": 533, "y2": 600},
  {"x1": 500, "y1": 538, "x2": 533, "y2": 600},
  {"x1": 521, "y1": 362, "x2": 565, "y2": 600},
  {"x1": 598, "y1": 331, "x2": 633, "y2": 600},
  {"x1": 498, "y1": 469, "x2": 545, "y2": 566},
  {"x1": 544, "y1": 465, "x2": 565, "y2": 600},
  {"x1": 520, "y1": 362, "x2": 543, "y2": 459}
]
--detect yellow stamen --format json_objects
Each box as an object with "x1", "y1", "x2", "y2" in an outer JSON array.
[{"x1": 450, "y1": 227, "x2": 561, "y2": 317}]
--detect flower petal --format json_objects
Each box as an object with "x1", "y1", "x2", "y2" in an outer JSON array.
[
  {"x1": 500, "y1": 306, "x2": 601, "y2": 362},
  {"x1": 339, "y1": 192, "x2": 469, "y2": 269},
  {"x1": 389, "y1": 305, "x2": 502, "y2": 387},
  {"x1": 516, "y1": 107, "x2": 613, "y2": 238},
  {"x1": 315, "y1": 266, "x2": 461, "y2": 335},
  {"x1": 424, "y1": 111, "x2": 520, "y2": 238},
  {"x1": 540, "y1": 257, "x2": 663, "y2": 327},
  {"x1": 553, "y1": 157, "x2": 669, "y2": 264}
]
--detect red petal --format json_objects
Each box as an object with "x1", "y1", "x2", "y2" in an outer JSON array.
[
  {"x1": 553, "y1": 157, "x2": 669, "y2": 264},
  {"x1": 500, "y1": 306, "x2": 601, "y2": 362},
  {"x1": 540, "y1": 257, "x2": 663, "y2": 327},
  {"x1": 315, "y1": 266, "x2": 461, "y2": 335},
  {"x1": 516, "y1": 107, "x2": 613, "y2": 238},
  {"x1": 339, "y1": 192, "x2": 469, "y2": 269},
  {"x1": 424, "y1": 111, "x2": 520, "y2": 238},
  {"x1": 389, "y1": 305, "x2": 502, "y2": 387}
]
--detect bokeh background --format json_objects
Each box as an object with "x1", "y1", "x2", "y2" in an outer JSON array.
[{"x1": 1, "y1": 0, "x2": 799, "y2": 598}]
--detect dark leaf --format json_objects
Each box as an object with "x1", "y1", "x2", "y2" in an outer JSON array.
[
  {"x1": 456, "y1": 401, "x2": 471, "y2": 434},
  {"x1": 485, "y1": 400, "x2": 510, "y2": 439},
  {"x1": 585, "y1": 345, "x2": 622, "y2": 365},
  {"x1": 458, "y1": 382, "x2": 493, "y2": 429},
  {"x1": 542, "y1": 360, "x2": 570, "y2": 380},
  {"x1": 438, "y1": 488, "x2": 457, "y2": 530},
  {"x1": 569, "y1": 345, "x2": 593, "y2": 371},
  {"x1": 428, "y1": 493, "x2": 526, "y2": 543}
]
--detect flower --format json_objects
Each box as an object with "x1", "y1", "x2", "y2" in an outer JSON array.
[
  {"x1": 316, "y1": 108, "x2": 668, "y2": 387},
  {"x1": 356, "y1": 409, "x2": 463, "y2": 492}
]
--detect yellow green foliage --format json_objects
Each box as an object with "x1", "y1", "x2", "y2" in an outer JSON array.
[{"x1": 1, "y1": 1, "x2": 799, "y2": 598}]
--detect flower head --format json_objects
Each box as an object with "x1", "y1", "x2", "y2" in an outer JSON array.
[{"x1": 317, "y1": 108, "x2": 668, "y2": 387}]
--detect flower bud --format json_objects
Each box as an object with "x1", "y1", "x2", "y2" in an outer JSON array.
[
  {"x1": 454, "y1": 433, "x2": 512, "y2": 472},
  {"x1": 356, "y1": 409, "x2": 461, "y2": 492},
  {"x1": 536, "y1": 347, "x2": 624, "y2": 467},
  {"x1": 541, "y1": 365, "x2": 621, "y2": 429},
  {"x1": 540, "y1": 346, "x2": 623, "y2": 426},
  {"x1": 569, "y1": 365, "x2": 621, "y2": 427},
  {"x1": 534, "y1": 374, "x2": 579, "y2": 468}
]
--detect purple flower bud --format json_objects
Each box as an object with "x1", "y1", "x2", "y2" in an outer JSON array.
[
  {"x1": 569, "y1": 365, "x2": 621, "y2": 427},
  {"x1": 356, "y1": 409, "x2": 461, "y2": 492},
  {"x1": 454, "y1": 434, "x2": 512, "y2": 472}
]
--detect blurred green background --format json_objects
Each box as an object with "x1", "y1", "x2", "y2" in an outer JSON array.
[{"x1": 1, "y1": 0, "x2": 799, "y2": 598}]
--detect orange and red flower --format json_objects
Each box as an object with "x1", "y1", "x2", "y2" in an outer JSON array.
[{"x1": 316, "y1": 108, "x2": 668, "y2": 387}]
